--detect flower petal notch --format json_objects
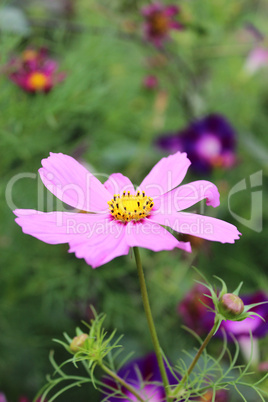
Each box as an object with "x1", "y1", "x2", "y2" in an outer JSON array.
[{"x1": 13, "y1": 151, "x2": 240, "y2": 268}]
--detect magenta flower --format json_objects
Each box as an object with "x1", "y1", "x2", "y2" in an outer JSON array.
[
  {"x1": 102, "y1": 353, "x2": 178, "y2": 401},
  {"x1": 7, "y1": 47, "x2": 65, "y2": 93},
  {"x1": 143, "y1": 74, "x2": 159, "y2": 90},
  {"x1": 142, "y1": 3, "x2": 183, "y2": 47},
  {"x1": 19, "y1": 397, "x2": 46, "y2": 402},
  {"x1": 13, "y1": 152, "x2": 240, "y2": 269},
  {"x1": 156, "y1": 114, "x2": 236, "y2": 174}
]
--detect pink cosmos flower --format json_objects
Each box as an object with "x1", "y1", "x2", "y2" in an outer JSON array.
[
  {"x1": 142, "y1": 3, "x2": 183, "y2": 47},
  {"x1": 7, "y1": 47, "x2": 65, "y2": 93},
  {"x1": 13, "y1": 152, "x2": 241, "y2": 268}
]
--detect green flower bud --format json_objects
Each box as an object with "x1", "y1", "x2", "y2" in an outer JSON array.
[
  {"x1": 70, "y1": 333, "x2": 88, "y2": 353},
  {"x1": 219, "y1": 293, "x2": 244, "y2": 320}
]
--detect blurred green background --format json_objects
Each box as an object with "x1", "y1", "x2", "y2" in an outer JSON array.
[{"x1": 0, "y1": 0, "x2": 268, "y2": 400}]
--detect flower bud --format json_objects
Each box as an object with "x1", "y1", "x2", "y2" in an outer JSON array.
[
  {"x1": 143, "y1": 75, "x2": 158, "y2": 90},
  {"x1": 70, "y1": 333, "x2": 88, "y2": 352},
  {"x1": 219, "y1": 293, "x2": 244, "y2": 319}
]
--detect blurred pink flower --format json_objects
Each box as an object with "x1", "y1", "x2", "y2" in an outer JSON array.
[
  {"x1": 245, "y1": 47, "x2": 268, "y2": 74},
  {"x1": 143, "y1": 74, "x2": 158, "y2": 89},
  {"x1": 19, "y1": 397, "x2": 46, "y2": 402},
  {"x1": 259, "y1": 361, "x2": 268, "y2": 371},
  {"x1": 14, "y1": 152, "x2": 240, "y2": 268},
  {"x1": 142, "y1": 3, "x2": 183, "y2": 47},
  {"x1": 7, "y1": 47, "x2": 65, "y2": 93}
]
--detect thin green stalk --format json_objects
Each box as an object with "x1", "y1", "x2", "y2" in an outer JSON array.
[
  {"x1": 99, "y1": 362, "x2": 145, "y2": 402},
  {"x1": 170, "y1": 320, "x2": 219, "y2": 398},
  {"x1": 133, "y1": 247, "x2": 172, "y2": 402}
]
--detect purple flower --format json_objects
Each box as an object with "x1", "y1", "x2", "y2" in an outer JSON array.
[
  {"x1": 102, "y1": 353, "x2": 178, "y2": 401},
  {"x1": 7, "y1": 47, "x2": 65, "y2": 93},
  {"x1": 142, "y1": 3, "x2": 183, "y2": 47},
  {"x1": 156, "y1": 114, "x2": 237, "y2": 174}
]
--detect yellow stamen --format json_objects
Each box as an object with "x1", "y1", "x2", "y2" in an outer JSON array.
[
  {"x1": 28, "y1": 72, "x2": 49, "y2": 91},
  {"x1": 108, "y1": 191, "x2": 154, "y2": 222}
]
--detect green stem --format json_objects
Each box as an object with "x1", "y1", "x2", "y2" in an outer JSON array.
[
  {"x1": 99, "y1": 362, "x2": 145, "y2": 402},
  {"x1": 133, "y1": 247, "x2": 172, "y2": 402},
  {"x1": 170, "y1": 319, "x2": 219, "y2": 398}
]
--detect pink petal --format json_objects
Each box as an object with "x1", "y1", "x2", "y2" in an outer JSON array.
[
  {"x1": 139, "y1": 152, "x2": 191, "y2": 198},
  {"x1": 125, "y1": 220, "x2": 191, "y2": 252},
  {"x1": 164, "y1": 5, "x2": 179, "y2": 17},
  {"x1": 39, "y1": 153, "x2": 111, "y2": 212},
  {"x1": 153, "y1": 180, "x2": 220, "y2": 213},
  {"x1": 142, "y1": 3, "x2": 163, "y2": 16},
  {"x1": 0, "y1": 393, "x2": 7, "y2": 402},
  {"x1": 169, "y1": 21, "x2": 183, "y2": 30},
  {"x1": 150, "y1": 212, "x2": 241, "y2": 243},
  {"x1": 68, "y1": 220, "x2": 130, "y2": 268},
  {"x1": 222, "y1": 316, "x2": 262, "y2": 335},
  {"x1": 43, "y1": 60, "x2": 58, "y2": 73},
  {"x1": 104, "y1": 173, "x2": 135, "y2": 195},
  {"x1": 14, "y1": 209, "x2": 110, "y2": 244}
]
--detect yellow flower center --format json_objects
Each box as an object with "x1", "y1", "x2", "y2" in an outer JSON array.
[
  {"x1": 108, "y1": 191, "x2": 154, "y2": 222},
  {"x1": 28, "y1": 72, "x2": 49, "y2": 91}
]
